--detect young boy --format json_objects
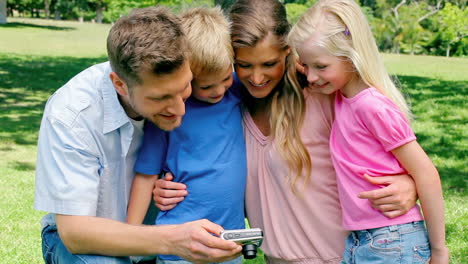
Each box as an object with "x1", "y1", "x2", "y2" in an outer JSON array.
[{"x1": 126, "y1": 7, "x2": 246, "y2": 264}]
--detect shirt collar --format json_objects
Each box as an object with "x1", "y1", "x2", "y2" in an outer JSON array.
[{"x1": 101, "y1": 62, "x2": 131, "y2": 134}]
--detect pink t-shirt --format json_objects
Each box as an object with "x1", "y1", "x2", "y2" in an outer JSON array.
[
  {"x1": 244, "y1": 90, "x2": 348, "y2": 264},
  {"x1": 330, "y1": 88, "x2": 423, "y2": 230}
]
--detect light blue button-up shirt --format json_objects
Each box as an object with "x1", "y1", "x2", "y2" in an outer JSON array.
[{"x1": 34, "y1": 62, "x2": 144, "y2": 228}]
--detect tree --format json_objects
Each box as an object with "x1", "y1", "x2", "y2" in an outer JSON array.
[
  {"x1": 44, "y1": 0, "x2": 50, "y2": 18},
  {"x1": 214, "y1": 0, "x2": 235, "y2": 12},
  {"x1": 285, "y1": 3, "x2": 309, "y2": 24},
  {"x1": 437, "y1": 3, "x2": 468, "y2": 57},
  {"x1": 0, "y1": 0, "x2": 6, "y2": 24},
  {"x1": 373, "y1": 0, "x2": 443, "y2": 55}
]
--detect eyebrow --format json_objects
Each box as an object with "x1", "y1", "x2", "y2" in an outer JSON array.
[
  {"x1": 235, "y1": 57, "x2": 279, "y2": 64},
  {"x1": 146, "y1": 82, "x2": 191, "y2": 99}
]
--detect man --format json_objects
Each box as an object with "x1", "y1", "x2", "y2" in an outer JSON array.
[{"x1": 34, "y1": 6, "x2": 241, "y2": 264}]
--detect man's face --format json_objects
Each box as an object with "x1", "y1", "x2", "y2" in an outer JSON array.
[{"x1": 122, "y1": 61, "x2": 193, "y2": 131}]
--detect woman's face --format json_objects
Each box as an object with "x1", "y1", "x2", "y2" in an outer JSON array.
[{"x1": 234, "y1": 34, "x2": 290, "y2": 99}]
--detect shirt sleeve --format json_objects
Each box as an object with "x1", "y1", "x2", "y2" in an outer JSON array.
[
  {"x1": 134, "y1": 122, "x2": 167, "y2": 175},
  {"x1": 34, "y1": 116, "x2": 102, "y2": 216},
  {"x1": 362, "y1": 102, "x2": 416, "y2": 152}
]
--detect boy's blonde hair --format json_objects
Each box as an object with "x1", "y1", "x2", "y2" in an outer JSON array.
[
  {"x1": 180, "y1": 7, "x2": 234, "y2": 77},
  {"x1": 289, "y1": 0, "x2": 411, "y2": 119}
]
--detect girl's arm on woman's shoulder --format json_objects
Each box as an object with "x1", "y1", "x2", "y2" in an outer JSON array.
[{"x1": 392, "y1": 141, "x2": 449, "y2": 263}]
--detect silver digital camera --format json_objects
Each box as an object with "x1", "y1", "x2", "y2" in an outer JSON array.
[{"x1": 220, "y1": 228, "x2": 263, "y2": 259}]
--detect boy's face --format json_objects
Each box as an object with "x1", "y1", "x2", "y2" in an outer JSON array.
[{"x1": 191, "y1": 67, "x2": 233, "y2": 104}]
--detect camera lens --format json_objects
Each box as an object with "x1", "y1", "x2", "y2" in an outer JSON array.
[{"x1": 242, "y1": 244, "x2": 258, "y2": 259}]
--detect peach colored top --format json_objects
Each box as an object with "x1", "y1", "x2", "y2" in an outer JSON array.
[{"x1": 243, "y1": 91, "x2": 348, "y2": 264}]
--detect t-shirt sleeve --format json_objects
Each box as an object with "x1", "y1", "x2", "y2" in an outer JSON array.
[
  {"x1": 134, "y1": 122, "x2": 168, "y2": 175},
  {"x1": 361, "y1": 101, "x2": 416, "y2": 152}
]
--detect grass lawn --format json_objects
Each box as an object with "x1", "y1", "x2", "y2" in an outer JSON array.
[{"x1": 1, "y1": 18, "x2": 467, "y2": 264}]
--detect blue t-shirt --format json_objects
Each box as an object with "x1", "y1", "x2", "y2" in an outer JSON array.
[{"x1": 135, "y1": 74, "x2": 247, "y2": 261}]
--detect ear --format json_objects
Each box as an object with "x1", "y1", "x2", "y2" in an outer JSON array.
[{"x1": 109, "y1": 72, "x2": 129, "y2": 97}]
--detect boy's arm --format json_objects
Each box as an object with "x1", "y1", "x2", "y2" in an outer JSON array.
[
  {"x1": 127, "y1": 173, "x2": 158, "y2": 224},
  {"x1": 392, "y1": 141, "x2": 449, "y2": 263}
]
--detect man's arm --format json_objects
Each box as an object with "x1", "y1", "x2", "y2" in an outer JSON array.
[
  {"x1": 57, "y1": 215, "x2": 242, "y2": 263},
  {"x1": 152, "y1": 172, "x2": 188, "y2": 211},
  {"x1": 358, "y1": 172, "x2": 418, "y2": 218}
]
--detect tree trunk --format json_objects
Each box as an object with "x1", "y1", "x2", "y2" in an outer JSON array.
[
  {"x1": 446, "y1": 43, "x2": 451, "y2": 57},
  {"x1": 44, "y1": 0, "x2": 50, "y2": 19},
  {"x1": 54, "y1": 10, "x2": 60, "y2": 20},
  {"x1": 0, "y1": 0, "x2": 6, "y2": 24},
  {"x1": 96, "y1": 6, "x2": 103, "y2": 24}
]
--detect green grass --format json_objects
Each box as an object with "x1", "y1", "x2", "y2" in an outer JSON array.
[{"x1": 1, "y1": 18, "x2": 467, "y2": 264}]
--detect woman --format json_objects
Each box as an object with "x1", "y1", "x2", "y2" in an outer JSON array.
[{"x1": 153, "y1": 0, "x2": 417, "y2": 263}]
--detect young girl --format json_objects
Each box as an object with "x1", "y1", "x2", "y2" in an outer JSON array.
[{"x1": 289, "y1": 0, "x2": 449, "y2": 263}]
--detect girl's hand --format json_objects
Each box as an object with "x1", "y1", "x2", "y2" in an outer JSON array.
[
  {"x1": 152, "y1": 172, "x2": 187, "y2": 211},
  {"x1": 358, "y1": 174, "x2": 417, "y2": 218},
  {"x1": 429, "y1": 245, "x2": 449, "y2": 264}
]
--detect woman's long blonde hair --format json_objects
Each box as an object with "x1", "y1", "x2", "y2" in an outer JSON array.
[
  {"x1": 289, "y1": 0, "x2": 411, "y2": 119},
  {"x1": 230, "y1": 0, "x2": 311, "y2": 194}
]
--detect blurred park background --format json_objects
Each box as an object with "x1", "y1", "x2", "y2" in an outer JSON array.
[{"x1": 0, "y1": 0, "x2": 467, "y2": 263}]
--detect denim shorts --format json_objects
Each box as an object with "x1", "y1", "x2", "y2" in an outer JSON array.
[
  {"x1": 156, "y1": 256, "x2": 242, "y2": 264},
  {"x1": 342, "y1": 221, "x2": 431, "y2": 264},
  {"x1": 41, "y1": 224, "x2": 133, "y2": 264}
]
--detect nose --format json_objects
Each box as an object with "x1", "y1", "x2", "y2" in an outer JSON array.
[
  {"x1": 306, "y1": 68, "x2": 319, "y2": 83},
  {"x1": 250, "y1": 69, "x2": 264, "y2": 85},
  {"x1": 213, "y1": 84, "x2": 226, "y2": 96},
  {"x1": 168, "y1": 95, "x2": 186, "y2": 116}
]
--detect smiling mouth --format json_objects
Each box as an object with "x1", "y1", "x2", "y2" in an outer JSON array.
[
  {"x1": 249, "y1": 80, "x2": 270, "y2": 88},
  {"x1": 314, "y1": 82, "x2": 328, "y2": 88},
  {"x1": 160, "y1": 114, "x2": 178, "y2": 120},
  {"x1": 210, "y1": 95, "x2": 223, "y2": 100}
]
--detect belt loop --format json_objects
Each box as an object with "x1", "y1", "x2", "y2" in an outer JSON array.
[{"x1": 388, "y1": 224, "x2": 398, "y2": 232}]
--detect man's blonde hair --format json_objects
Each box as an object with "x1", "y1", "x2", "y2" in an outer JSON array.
[
  {"x1": 180, "y1": 7, "x2": 234, "y2": 77},
  {"x1": 289, "y1": 0, "x2": 411, "y2": 119}
]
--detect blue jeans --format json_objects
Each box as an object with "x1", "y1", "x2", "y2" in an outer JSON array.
[
  {"x1": 342, "y1": 221, "x2": 431, "y2": 264},
  {"x1": 41, "y1": 225, "x2": 133, "y2": 264},
  {"x1": 156, "y1": 256, "x2": 243, "y2": 264}
]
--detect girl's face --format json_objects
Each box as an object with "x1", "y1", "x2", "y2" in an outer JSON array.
[
  {"x1": 296, "y1": 38, "x2": 358, "y2": 97},
  {"x1": 234, "y1": 34, "x2": 290, "y2": 99}
]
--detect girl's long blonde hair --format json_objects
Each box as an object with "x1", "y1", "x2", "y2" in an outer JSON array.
[
  {"x1": 230, "y1": 0, "x2": 311, "y2": 194},
  {"x1": 289, "y1": 0, "x2": 411, "y2": 119}
]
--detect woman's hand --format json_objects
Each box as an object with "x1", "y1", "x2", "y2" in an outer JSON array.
[
  {"x1": 153, "y1": 172, "x2": 187, "y2": 211},
  {"x1": 358, "y1": 174, "x2": 418, "y2": 218}
]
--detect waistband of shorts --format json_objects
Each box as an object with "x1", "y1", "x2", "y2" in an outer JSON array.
[{"x1": 351, "y1": 221, "x2": 426, "y2": 239}]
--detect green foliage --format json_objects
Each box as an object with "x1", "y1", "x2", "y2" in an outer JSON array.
[
  {"x1": 4, "y1": 1, "x2": 468, "y2": 57},
  {"x1": 435, "y1": 3, "x2": 468, "y2": 57},
  {"x1": 396, "y1": 2, "x2": 433, "y2": 55},
  {"x1": 102, "y1": 0, "x2": 151, "y2": 23},
  {"x1": 285, "y1": 3, "x2": 309, "y2": 24}
]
